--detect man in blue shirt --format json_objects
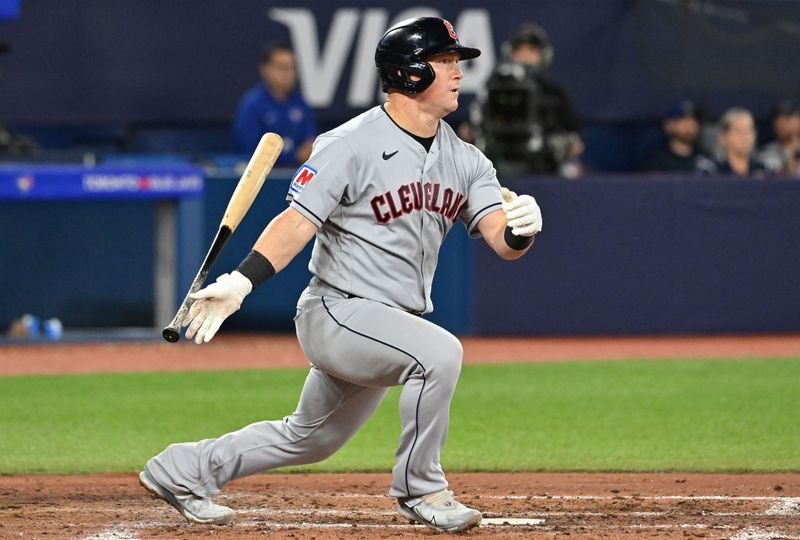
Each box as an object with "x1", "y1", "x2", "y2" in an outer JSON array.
[{"x1": 233, "y1": 44, "x2": 317, "y2": 166}]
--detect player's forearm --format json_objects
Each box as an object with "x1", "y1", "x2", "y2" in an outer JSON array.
[
  {"x1": 478, "y1": 210, "x2": 532, "y2": 260},
  {"x1": 493, "y1": 222, "x2": 533, "y2": 260},
  {"x1": 251, "y1": 207, "x2": 318, "y2": 273}
]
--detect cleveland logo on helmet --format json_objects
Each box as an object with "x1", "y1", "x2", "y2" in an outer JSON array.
[
  {"x1": 375, "y1": 16, "x2": 481, "y2": 94},
  {"x1": 443, "y1": 20, "x2": 458, "y2": 40}
]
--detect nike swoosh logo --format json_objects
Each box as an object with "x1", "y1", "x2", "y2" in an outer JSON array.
[{"x1": 382, "y1": 150, "x2": 399, "y2": 160}]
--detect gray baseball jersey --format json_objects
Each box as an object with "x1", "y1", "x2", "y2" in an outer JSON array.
[{"x1": 287, "y1": 105, "x2": 502, "y2": 313}]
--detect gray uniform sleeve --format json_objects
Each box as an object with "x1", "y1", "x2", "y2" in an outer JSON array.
[
  {"x1": 460, "y1": 148, "x2": 503, "y2": 238},
  {"x1": 287, "y1": 136, "x2": 356, "y2": 227}
]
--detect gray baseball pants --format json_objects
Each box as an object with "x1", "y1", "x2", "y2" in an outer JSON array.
[{"x1": 146, "y1": 286, "x2": 463, "y2": 499}]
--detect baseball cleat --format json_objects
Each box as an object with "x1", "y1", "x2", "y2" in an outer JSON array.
[
  {"x1": 138, "y1": 469, "x2": 234, "y2": 525},
  {"x1": 397, "y1": 489, "x2": 482, "y2": 533}
]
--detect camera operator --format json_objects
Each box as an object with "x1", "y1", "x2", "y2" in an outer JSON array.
[{"x1": 471, "y1": 23, "x2": 583, "y2": 177}]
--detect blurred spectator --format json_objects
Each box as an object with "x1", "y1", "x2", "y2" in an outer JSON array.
[
  {"x1": 0, "y1": 40, "x2": 9, "y2": 69},
  {"x1": 0, "y1": 123, "x2": 38, "y2": 154},
  {"x1": 758, "y1": 100, "x2": 800, "y2": 177},
  {"x1": 696, "y1": 108, "x2": 766, "y2": 177},
  {"x1": 0, "y1": 42, "x2": 39, "y2": 155},
  {"x1": 643, "y1": 100, "x2": 705, "y2": 172},
  {"x1": 233, "y1": 43, "x2": 316, "y2": 166},
  {"x1": 469, "y1": 23, "x2": 583, "y2": 178}
]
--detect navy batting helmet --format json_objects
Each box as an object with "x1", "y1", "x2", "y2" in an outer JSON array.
[{"x1": 375, "y1": 17, "x2": 481, "y2": 94}]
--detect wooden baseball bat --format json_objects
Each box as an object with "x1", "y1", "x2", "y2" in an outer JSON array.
[{"x1": 162, "y1": 132, "x2": 284, "y2": 343}]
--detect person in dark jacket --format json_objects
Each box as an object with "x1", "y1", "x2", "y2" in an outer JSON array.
[
  {"x1": 644, "y1": 100, "x2": 706, "y2": 173},
  {"x1": 470, "y1": 23, "x2": 583, "y2": 177},
  {"x1": 233, "y1": 44, "x2": 317, "y2": 166}
]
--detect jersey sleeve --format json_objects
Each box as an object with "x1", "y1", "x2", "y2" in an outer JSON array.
[
  {"x1": 287, "y1": 136, "x2": 356, "y2": 227},
  {"x1": 459, "y1": 148, "x2": 503, "y2": 238}
]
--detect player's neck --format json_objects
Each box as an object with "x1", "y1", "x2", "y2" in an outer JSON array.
[{"x1": 384, "y1": 97, "x2": 440, "y2": 138}]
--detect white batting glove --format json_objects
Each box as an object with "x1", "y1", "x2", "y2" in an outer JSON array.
[
  {"x1": 501, "y1": 187, "x2": 542, "y2": 237},
  {"x1": 182, "y1": 271, "x2": 253, "y2": 344}
]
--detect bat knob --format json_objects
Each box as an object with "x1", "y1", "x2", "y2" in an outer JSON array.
[{"x1": 162, "y1": 327, "x2": 180, "y2": 343}]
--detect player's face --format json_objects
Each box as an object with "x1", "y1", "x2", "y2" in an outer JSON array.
[{"x1": 420, "y1": 52, "x2": 463, "y2": 116}]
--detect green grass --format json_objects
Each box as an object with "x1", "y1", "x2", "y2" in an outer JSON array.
[{"x1": 0, "y1": 359, "x2": 798, "y2": 474}]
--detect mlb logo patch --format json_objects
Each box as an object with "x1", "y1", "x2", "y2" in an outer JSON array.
[{"x1": 290, "y1": 164, "x2": 317, "y2": 195}]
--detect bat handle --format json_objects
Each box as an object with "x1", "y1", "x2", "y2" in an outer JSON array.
[
  {"x1": 161, "y1": 277, "x2": 203, "y2": 343},
  {"x1": 162, "y1": 327, "x2": 180, "y2": 343}
]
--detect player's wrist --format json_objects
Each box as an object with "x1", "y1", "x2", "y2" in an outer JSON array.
[
  {"x1": 503, "y1": 226, "x2": 534, "y2": 250},
  {"x1": 235, "y1": 250, "x2": 276, "y2": 290},
  {"x1": 228, "y1": 271, "x2": 254, "y2": 296}
]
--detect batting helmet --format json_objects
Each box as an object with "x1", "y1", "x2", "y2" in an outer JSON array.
[{"x1": 375, "y1": 17, "x2": 481, "y2": 94}]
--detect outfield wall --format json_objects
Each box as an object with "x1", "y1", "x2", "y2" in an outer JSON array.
[
  {"x1": 3, "y1": 174, "x2": 800, "y2": 335},
  {"x1": 478, "y1": 177, "x2": 800, "y2": 335}
]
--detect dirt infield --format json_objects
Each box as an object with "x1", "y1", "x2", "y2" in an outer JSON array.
[
  {"x1": 2, "y1": 333, "x2": 800, "y2": 376},
  {"x1": 1, "y1": 472, "x2": 799, "y2": 539},
  {"x1": 1, "y1": 334, "x2": 798, "y2": 538}
]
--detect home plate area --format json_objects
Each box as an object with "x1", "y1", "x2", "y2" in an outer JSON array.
[{"x1": 2, "y1": 472, "x2": 799, "y2": 539}]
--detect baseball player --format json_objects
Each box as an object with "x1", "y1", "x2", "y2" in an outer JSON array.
[{"x1": 139, "y1": 17, "x2": 542, "y2": 533}]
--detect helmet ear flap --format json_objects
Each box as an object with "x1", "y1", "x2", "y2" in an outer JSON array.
[
  {"x1": 379, "y1": 61, "x2": 435, "y2": 94},
  {"x1": 403, "y1": 61, "x2": 436, "y2": 93}
]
